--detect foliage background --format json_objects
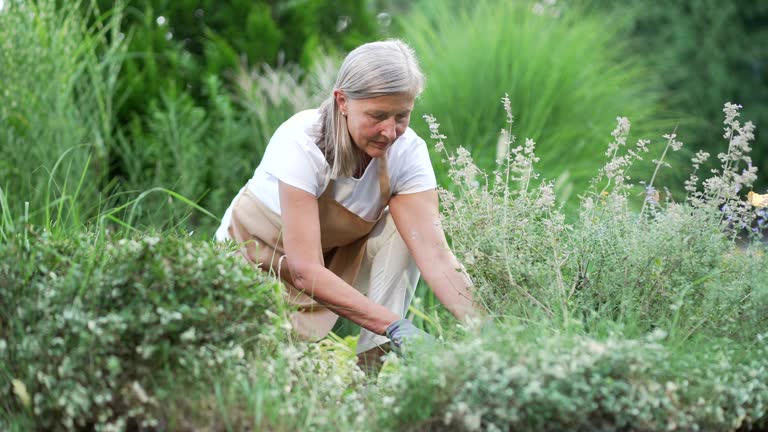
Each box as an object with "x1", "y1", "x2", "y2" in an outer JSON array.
[{"x1": 2, "y1": 0, "x2": 765, "y2": 232}]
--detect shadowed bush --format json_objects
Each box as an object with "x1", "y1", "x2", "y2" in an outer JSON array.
[
  {"x1": 92, "y1": 0, "x2": 383, "y2": 126},
  {"x1": 115, "y1": 59, "x2": 336, "y2": 233}
]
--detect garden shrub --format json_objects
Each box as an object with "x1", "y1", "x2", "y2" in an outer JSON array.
[
  {"x1": 377, "y1": 97, "x2": 768, "y2": 432},
  {"x1": 379, "y1": 327, "x2": 768, "y2": 431},
  {"x1": 0, "y1": 230, "x2": 284, "y2": 430},
  {"x1": 116, "y1": 88, "x2": 214, "y2": 230},
  {"x1": 431, "y1": 98, "x2": 768, "y2": 342}
]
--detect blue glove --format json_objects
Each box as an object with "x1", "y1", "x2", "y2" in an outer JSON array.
[{"x1": 385, "y1": 318, "x2": 433, "y2": 356}]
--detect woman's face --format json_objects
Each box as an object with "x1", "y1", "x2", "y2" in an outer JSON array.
[{"x1": 335, "y1": 91, "x2": 415, "y2": 159}]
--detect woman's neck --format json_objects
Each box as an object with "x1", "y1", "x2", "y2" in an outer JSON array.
[{"x1": 353, "y1": 151, "x2": 373, "y2": 179}]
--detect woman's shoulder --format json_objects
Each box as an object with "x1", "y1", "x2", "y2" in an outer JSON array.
[
  {"x1": 274, "y1": 109, "x2": 321, "y2": 138},
  {"x1": 390, "y1": 127, "x2": 428, "y2": 156},
  {"x1": 264, "y1": 109, "x2": 327, "y2": 172},
  {"x1": 266, "y1": 109, "x2": 324, "y2": 155},
  {"x1": 290, "y1": 108, "x2": 321, "y2": 125},
  {"x1": 386, "y1": 127, "x2": 437, "y2": 192},
  {"x1": 387, "y1": 127, "x2": 432, "y2": 171}
]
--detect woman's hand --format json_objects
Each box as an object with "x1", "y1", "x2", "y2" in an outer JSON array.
[
  {"x1": 389, "y1": 190, "x2": 481, "y2": 321},
  {"x1": 385, "y1": 318, "x2": 434, "y2": 355}
]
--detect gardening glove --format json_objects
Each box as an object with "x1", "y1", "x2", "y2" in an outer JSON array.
[{"x1": 385, "y1": 318, "x2": 434, "y2": 356}]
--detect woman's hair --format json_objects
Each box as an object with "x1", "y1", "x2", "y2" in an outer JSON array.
[{"x1": 314, "y1": 39, "x2": 425, "y2": 178}]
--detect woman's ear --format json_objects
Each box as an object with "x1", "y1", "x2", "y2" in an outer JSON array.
[{"x1": 333, "y1": 89, "x2": 348, "y2": 114}]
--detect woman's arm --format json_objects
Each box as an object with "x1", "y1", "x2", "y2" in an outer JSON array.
[
  {"x1": 389, "y1": 190, "x2": 480, "y2": 321},
  {"x1": 279, "y1": 181, "x2": 400, "y2": 335}
]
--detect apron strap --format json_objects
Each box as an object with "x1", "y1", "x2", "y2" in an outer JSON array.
[{"x1": 378, "y1": 154, "x2": 391, "y2": 207}]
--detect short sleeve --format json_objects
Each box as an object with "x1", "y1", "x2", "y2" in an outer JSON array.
[
  {"x1": 261, "y1": 120, "x2": 328, "y2": 197},
  {"x1": 392, "y1": 136, "x2": 438, "y2": 194}
]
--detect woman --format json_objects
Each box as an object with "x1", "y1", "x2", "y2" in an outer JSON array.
[{"x1": 215, "y1": 39, "x2": 479, "y2": 372}]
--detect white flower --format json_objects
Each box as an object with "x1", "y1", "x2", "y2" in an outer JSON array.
[
  {"x1": 180, "y1": 327, "x2": 197, "y2": 342},
  {"x1": 663, "y1": 133, "x2": 683, "y2": 151},
  {"x1": 132, "y1": 381, "x2": 150, "y2": 404},
  {"x1": 501, "y1": 93, "x2": 513, "y2": 124},
  {"x1": 535, "y1": 182, "x2": 555, "y2": 210},
  {"x1": 723, "y1": 102, "x2": 742, "y2": 129},
  {"x1": 606, "y1": 117, "x2": 631, "y2": 157},
  {"x1": 423, "y1": 114, "x2": 447, "y2": 152}
]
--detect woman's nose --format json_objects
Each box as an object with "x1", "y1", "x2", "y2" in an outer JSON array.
[{"x1": 381, "y1": 117, "x2": 397, "y2": 141}]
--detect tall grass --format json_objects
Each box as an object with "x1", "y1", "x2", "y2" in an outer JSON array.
[
  {"x1": 400, "y1": 0, "x2": 670, "y2": 203},
  {"x1": 0, "y1": 0, "x2": 125, "y2": 231},
  {"x1": 586, "y1": 0, "x2": 768, "y2": 191}
]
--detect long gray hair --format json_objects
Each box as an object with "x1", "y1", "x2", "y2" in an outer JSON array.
[{"x1": 314, "y1": 39, "x2": 425, "y2": 178}]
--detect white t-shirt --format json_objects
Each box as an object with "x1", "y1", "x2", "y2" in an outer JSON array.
[{"x1": 215, "y1": 109, "x2": 436, "y2": 241}]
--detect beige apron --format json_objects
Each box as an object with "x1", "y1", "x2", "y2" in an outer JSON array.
[{"x1": 228, "y1": 156, "x2": 391, "y2": 340}]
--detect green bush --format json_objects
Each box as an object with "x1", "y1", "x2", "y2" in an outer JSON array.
[
  {"x1": 399, "y1": 0, "x2": 667, "y2": 202},
  {"x1": 95, "y1": 0, "x2": 384, "y2": 129},
  {"x1": 0, "y1": 230, "x2": 284, "y2": 430},
  {"x1": 92, "y1": 0, "x2": 387, "y2": 234},
  {"x1": 115, "y1": 88, "x2": 214, "y2": 230}
]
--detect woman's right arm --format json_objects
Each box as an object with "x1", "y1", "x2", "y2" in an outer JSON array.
[{"x1": 278, "y1": 180, "x2": 400, "y2": 335}]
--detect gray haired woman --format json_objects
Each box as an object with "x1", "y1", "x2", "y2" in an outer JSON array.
[{"x1": 216, "y1": 39, "x2": 479, "y2": 373}]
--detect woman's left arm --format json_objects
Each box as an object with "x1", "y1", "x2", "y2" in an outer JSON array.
[{"x1": 389, "y1": 189, "x2": 481, "y2": 321}]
